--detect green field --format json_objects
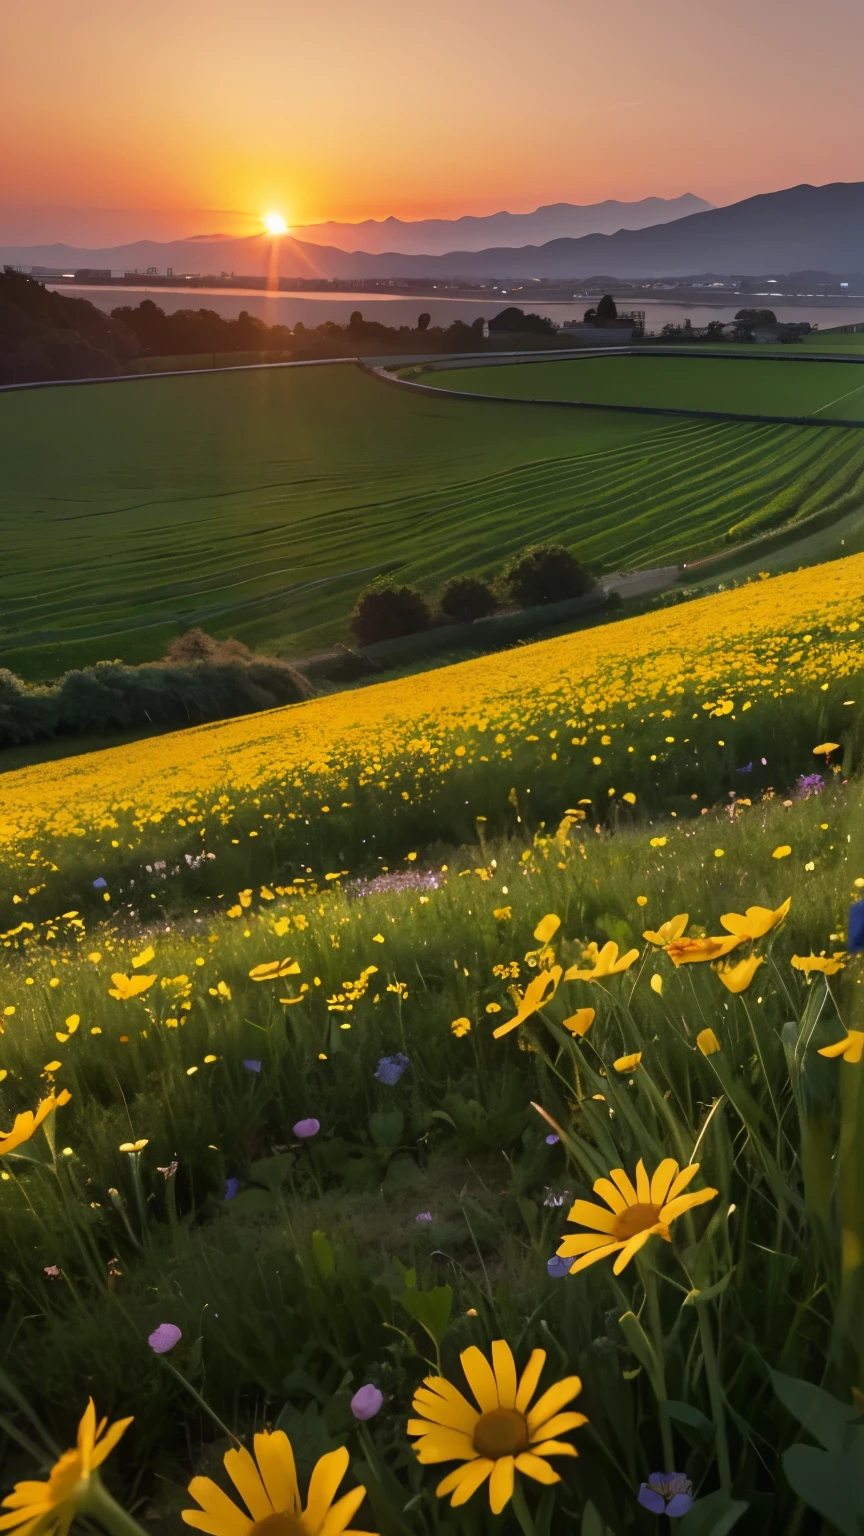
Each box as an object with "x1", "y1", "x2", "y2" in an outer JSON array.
[
  {"x1": 4, "y1": 360, "x2": 864, "y2": 679},
  {"x1": 425, "y1": 353, "x2": 864, "y2": 419}
]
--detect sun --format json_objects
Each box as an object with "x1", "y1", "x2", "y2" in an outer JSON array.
[{"x1": 263, "y1": 212, "x2": 288, "y2": 235}]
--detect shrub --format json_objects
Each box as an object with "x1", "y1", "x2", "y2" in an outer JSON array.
[
  {"x1": 504, "y1": 544, "x2": 595, "y2": 608},
  {"x1": 438, "y1": 575, "x2": 499, "y2": 624},
  {"x1": 350, "y1": 582, "x2": 431, "y2": 647}
]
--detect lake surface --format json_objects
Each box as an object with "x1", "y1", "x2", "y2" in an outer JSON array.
[{"x1": 51, "y1": 285, "x2": 864, "y2": 336}]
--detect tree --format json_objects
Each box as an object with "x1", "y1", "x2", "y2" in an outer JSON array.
[
  {"x1": 488, "y1": 307, "x2": 556, "y2": 336},
  {"x1": 350, "y1": 581, "x2": 431, "y2": 646},
  {"x1": 349, "y1": 310, "x2": 363, "y2": 327},
  {"x1": 504, "y1": 544, "x2": 595, "y2": 608},
  {"x1": 596, "y1": 294, "x2": 618, "y2": 321},
  {"x1": 417, "y1": 313, "x2": 431, "y2": 331},
  {"x1": 735, "y1": 308, "x2": 777, "y2": 326},
  {"x1": 439, "y1": 575, "x2": 498, "y2": 624}
]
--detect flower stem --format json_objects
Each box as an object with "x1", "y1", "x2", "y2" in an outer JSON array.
[
  {"x1": 85, "y1": 1475, "x2": 151, "y2": 1536},
  {"x1": 696, "y1": 1302, "x2": 732, "y2": 1490},
  {"x1": 641, "y1": 1265, "x2": 675, "y2": 1473},
  {"x1": 510, "y1": 1479, "x2": 538, "y2": 1536},
  {"x1": 157, "y1": 1358, "x2": 242, "y2": 1447}
]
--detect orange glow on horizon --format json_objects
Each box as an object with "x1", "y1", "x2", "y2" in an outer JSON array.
[{"x1": 2, "y1": 0, "x2": 863, "y2": 245}]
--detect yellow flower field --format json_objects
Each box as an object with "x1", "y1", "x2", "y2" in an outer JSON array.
[{"x1": 0, "y1": 554, "x2": 862, "y2": 863}]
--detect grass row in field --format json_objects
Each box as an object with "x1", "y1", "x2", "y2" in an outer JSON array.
[
  {"x1": 3, "y1": 365, "x2": 864, "y2": 680},
  {"x1": 423, "y1": 353, "x2": 864, "y2": 420}
]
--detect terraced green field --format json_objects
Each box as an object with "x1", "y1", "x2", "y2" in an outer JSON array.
[
  {"x1": 3, "y1": 361, "x2": 864, "y2": 679},
  {"x1": 424, "y1": 353, "x2": 864, "y2": 419}
]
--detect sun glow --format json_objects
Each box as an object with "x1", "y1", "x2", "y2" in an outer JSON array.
[{"x1": 263, "y1": 212, "x2": 288, "y2": 235}]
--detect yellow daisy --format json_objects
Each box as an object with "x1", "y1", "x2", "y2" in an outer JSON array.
[
  {"x1": 0, "y1": 1090, "x2": 71, "y2": 1158},
  {"x1": 558, "y1": 1158, "x2": 717, "y2": 1275},
  {"x1": 408, "y1": 1340, "x2": 585, "y2": 1514},
  {"x1": 0, "y1": 1399, "x2": 132, "y2": 1536},
  {"x1": 182, "y1": 1432, "x2": 374, "y2": 1536}
]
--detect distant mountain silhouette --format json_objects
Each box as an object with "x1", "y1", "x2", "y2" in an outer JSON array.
[
  {"x1": 292, "y1": 195, "x2": 712, "y2": 254},
  {"x1": 4, "y1": 183, "x2": 864, "y2": 281}
]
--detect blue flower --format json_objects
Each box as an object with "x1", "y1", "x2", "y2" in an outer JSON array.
[
  {"x1": 735, "y1": 762, "x2": 752, "y2": 775},
  {"x1": 849, "y1": 900, "x2": 864, "y2": 955},
  {"x1": 224, "y1": 1177, "x2": 240, "y2": 1201},
  {"x1": 92, "y1": 877, "x2": 107, "y2": 889},
  {"x1": 374, "y1": 1052, "x2": 409, "y2": 1086},
  {"x1": 638, "y1": 1473, "x2": 693, "y2": 1518},
  {"x1": 243, "y1": 1059, "x2": 262, "y2": 1073},
  {"x1": 547, "y1": 1256, "x2": 570, "y2": 1279},
  {"x1": 545, "y1": 1133, "x2": 560, "y2": 1145}
]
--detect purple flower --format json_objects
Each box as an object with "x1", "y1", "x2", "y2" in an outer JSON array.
[
  {"x1": 224, "y1": 1177, "x2": 240, "y2": 1201},
  {"x1": 761, "y1": 756, "x2": 768, "y2": 766},
  {"x1": 545, "y1": 1133, "x2": 560, "y2": 1145},
  {"x1": 243, "y1": 1060, "x2": 262, "y2": 1074},
  {"x1": 92, "y1": 877, "x2": 107, "y2": 890},
  {"x1": 415, "y1": 1211, "x2": 433, "y2": 1223},
  {"x1": 638, "y1": 1473, "x2": 693, "y2": 1518},
  {"x1": 796, "y1": 773, "x2": 824, "y2": 799},
  {"x1": 547, "y1": 1256, "x2": 570, "y2": 1279},
  {"x1": 148, "y1": 1322, "x2": 182, "y2": 1354},
  {"x1": 374, "y1": 1052, "x2": 409, "y2": 1086},
  {"x1": 350, "y1": 1384, "x2": 383, "y2": 1420},
  {"x1": 293, "y1": 1118, "x2": 320, "y2": 1138}
]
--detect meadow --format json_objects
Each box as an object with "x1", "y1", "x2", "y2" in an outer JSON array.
[
  {"x1": 1, "y1": 554, "x2": 864, "y2": 1536},
  {"x1": 421, "y1": 354, "x2": 864, "y2": 421},
  {"x1": 4, "y1": 363, "x2": 864, "y2": 680}
]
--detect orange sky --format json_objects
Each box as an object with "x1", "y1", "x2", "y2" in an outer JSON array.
[{"x1": 4, "y1": 0, "x2": 863, "y2": 244}]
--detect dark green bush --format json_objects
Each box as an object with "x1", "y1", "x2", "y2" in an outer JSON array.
[
  {"x1": 350, "y1": 582, "x2": 431, "y2": 647},
  {"x1": 438, "y1": 575, "x2": 499, "y2": 624},
  {"x1": 0, "y1": 637, "x2": 311, "y2": 751},
  {"x1": 504, "y1": 543, "x2": 595, "y2": 607}
]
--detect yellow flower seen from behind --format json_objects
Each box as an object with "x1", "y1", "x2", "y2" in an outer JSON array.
[
  {"x1": 561, "y1": 1008, "x2": 595, "y2": 1037},
  {"x1": 249, "y1": 958, "x2": 301, "y2": 981},
  {"x1": 0, "y1": 1089, "x2": 71, "y2": 1158},
  {"x1": 817, "y1": 1030, "x2": 864, "y2": 1064},
  {"x1": 714, "y1": 955, "x2": 763, "y2": 993},
  {"x1": 0, "y1": 1399, "x2": 132, "y2": 1536},
  {"x1": 408, "y1": 1339, "x2": 586, "y2": 1514},
  {"x1": 613, "y1": 1052, "x2": 642, "y2": 1073},
  {"x1": 697, "y1": 1028, "x2": 721, "y2": 1056}
]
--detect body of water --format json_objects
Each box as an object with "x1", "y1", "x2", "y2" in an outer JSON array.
[{"x1": 51, "y1": 284, "x2": 864, "y2": 336}]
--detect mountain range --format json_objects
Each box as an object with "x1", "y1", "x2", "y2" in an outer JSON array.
[
  {"x1": 4, "y1": 182, "x2": 863, "y2": 283},
  {"x1": 291, "y1": 195, "x2": 711, "y2": 253}
]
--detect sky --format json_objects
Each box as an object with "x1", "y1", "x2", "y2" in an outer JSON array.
[{"x1": 3, "y1": 0, "x2": 863, "y2": 246}]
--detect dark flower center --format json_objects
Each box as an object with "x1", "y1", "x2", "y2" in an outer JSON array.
[
  {"x1": 613, "y1": 1202, "x2": 661, "y2": 1240},
  {"x1": 251, "y1": 1512, "x2": 305, "y2": 1536},
  {"x1": 473, "y1": 1408, "x2": 529, "y2": 1459}
]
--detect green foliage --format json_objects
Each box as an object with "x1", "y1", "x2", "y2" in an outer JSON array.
[
  {"x1": 438, "y1": 575, "x2": 499, "y2": 624},
  {"x1": 0, "y1": 642, "x2": 310, "y2": 749},
  {"x1": 351, "y1": 581, "x2": 431, "y2": 646},
  {"x1": 504, "y1": 543, "x2": 594, "y2": 606}
]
